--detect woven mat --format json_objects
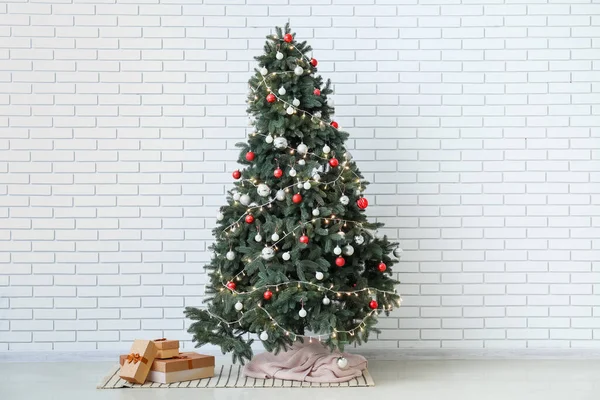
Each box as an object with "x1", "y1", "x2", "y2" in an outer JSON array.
[{"x1": 97, "y1": 364, "x2": 374, "y2": 389}]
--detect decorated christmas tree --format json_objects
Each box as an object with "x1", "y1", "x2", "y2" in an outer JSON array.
[{"x1": 185, "y1": 24, "x2": 401, "y2": 364}]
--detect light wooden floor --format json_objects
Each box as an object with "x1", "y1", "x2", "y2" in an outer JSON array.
[{"x1": 2, "y1": 359, "x2": 600, "y2": 400}]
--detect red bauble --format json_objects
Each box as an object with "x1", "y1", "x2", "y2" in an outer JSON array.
[
  {"x1": 378, "y1": 262, "x2": 387, "y2": 272},
  {"x1": 330, "y1": 121, "x2": 339, "y2": 129},
  {"x1": 299, "y1": 234, "x2": 309, "y2": 244},
  {"x1": 283, "y1": 34, "x2": 293, "y2": 43},
  {"x1": 310, "y1": 58, "x2": 318, "y2": 67},
  {"x1": 329, "y1": 158, "x2": 339, "y2": 168},
  {"x1": 335, "y1": 256, "x2": 345, "y2": 267},
  {"x1": 245, "y1": 151, "x2": 255, "y2": 161},
  {"x1": 369, "y1": 300, "x2": 378, "y2": 310},
  {"x1": 313, "y1": 88, "x2": 321, "y2": 96},
  {"x1": 356, "y1": 197, "x2": 369, "y2": 210},
  {"x1": 273, "y1": 168, "x2": 283, "y2": 178},
  {"x1": 245, "y1": 214, "x2": 255, "y2": 224},
  {"x1": 226, "y1": 281, "x2": 236, "y2": 290},
  {"x1": 266, "y1": 93, "x2": 276, "y2": 103},
  {"x1": 232, "y1": 170, "x2": 241, "y2": 179},
  {"x1": 263, "y1": 290, "x2": 273, "y2": 300},
  {"x1": 292, "y1": 193, "x2": 302, "y2": 204}
]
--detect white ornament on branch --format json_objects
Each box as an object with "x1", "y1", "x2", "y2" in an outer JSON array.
[
  {"x1": 276, "y1": 51, "x2": 284, "y2": 60},
  {"x1": 297, "y1": 143, "x2": 308, "y2": 154},
  {"x1": 254, "y1": 233, "x2": 262, "y2": 242},
  {"x1": 260, "y1": 67, "x2": 268, "y2": 76},
  {"x1": 278, "y1": 87, "x2": 286, "y2": 95},
  {"x1": 294, "y1": 66, "x2": 303, "y2": 76},
  {"x1": 276, "y1": 190, "x2": 286, "y2": 201},
  {"x1": 273, "y1": 137, "x2": 287, "y2": 149},
  {"x1": 289, "y1": 168, "x2": 297, "y2": 177},
  {"x1": 271, "y1": 232, "x2": 280, "y2": 241},
  {"x1": 261, "y1": 247, "x2": 275, "y2": 260},
  {"x1": 240, "y1": 194, "x2": 250, "y2": 206},
  {"x1": 265, "y1": 135, "x2": 273, "y2": 143},
  {"x1": 282, "y1": 251, "x2": 291, "y2": 261},
  {"x1": 226, "y1": 251, "x2": 236, "y2": 261},
  {"x1": 257, "y1": 183, "x2": 270, "y2": 197}
]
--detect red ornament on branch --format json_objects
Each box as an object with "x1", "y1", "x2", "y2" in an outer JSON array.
[
  {"x1": 369, "y1": 300, "x2": 378, "y2": 310},
  {"x1": 310, "y1": 58, "x2": 318, "y2": 67},
  {"x1": 245, "y1": 151, "x2": 255, "y2": 161},
  {"x1": 292, "y1": 193, "x2": 302, "y2": 204},
  {"x1": 329, "y1": 158, "x2": 339, "y2": 168},
  {"x1": 378, "y1": 262, "x2": 387, "y2": 272},
  {"x1": 226, "y1": 281, "x2": 236, "y2": 290},
  {"x1": 313, "y1": 88, "x2": 321, "y2": 96},
  {"x1": 245, "y1": 215, "x2": 255, "y2": 224},
  {"x1": 273, "y1": 168, "x2": 283, "y2": 178},
  {"x1": 263, "y1": 290, "x2": 273, "y2": 300},
  {"x1": 232, "y1": 170, "x2": 241, "y2": 180},
  {"x1": 283, "y1": 34, "x2": 293, "y2": 43},
  {"x1": 356, "y1": 197, "x2": 368, "y2": 210},
  {"x1": 266, "y1": 93, "x2": 276, "y2": 103},
  {"x1": 299, "y1": 234, "x2": 309, "y2": 244},
  {"x1": 330, "y1": 121, "x2": 339, "y2": 129},
  {"x1": 335, "y1": 256, "x2": 346, "y2": 267}
]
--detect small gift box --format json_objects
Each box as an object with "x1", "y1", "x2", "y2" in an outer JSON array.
[
  {"x1": 120, "y1": 352, "x2": 215, "y2": 384},
  {"x1": 152, "y1": 338, "x2": 180, "y2": 359},
  {"x1": 119, "y1": 339, "x2": 158, "y2": 384}
]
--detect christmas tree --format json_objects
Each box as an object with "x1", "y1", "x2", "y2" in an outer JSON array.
[{"x1": 185, "y1": 24, "x2": 401, "y2": 364}]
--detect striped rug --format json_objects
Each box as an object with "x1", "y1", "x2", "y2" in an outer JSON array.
[{"x1": 97, "y1": 364, "x2": 375, "y2": 389}]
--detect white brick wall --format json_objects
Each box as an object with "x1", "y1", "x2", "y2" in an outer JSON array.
[{"x1": 1, "y1": 1, "x2": 600, "y2": 353}]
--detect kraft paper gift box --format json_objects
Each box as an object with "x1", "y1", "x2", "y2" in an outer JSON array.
[
  {"x1": 118, "y1": 339, "x2": 158, "y2": 384},
  {"x1": 120, "y1": 352, "x2": 215, "y2": 384},
  {"x1": 152, "y1": 338, "x2": 180, "y2": 359}
]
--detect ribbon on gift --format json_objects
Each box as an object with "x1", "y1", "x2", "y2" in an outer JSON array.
[
  {"x1": 154, "y1": 338, "x2": 167, "y2": 342},
  {"x1": 126, "y1": 353, "x2": 148, "y2": 365},
  {"x1": 173, "y1": 354, "x2": 193, "y2": 369}
]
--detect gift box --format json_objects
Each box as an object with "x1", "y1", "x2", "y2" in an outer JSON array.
[
  {"x1": 120, "y1": 352, "x2": 215, "y2": 384},
  {"x1": 119, "y1": 339, "x2": 158, "y2": 384},
  {"x1": 152, "y1": 338, "x2": 180, "y2": 359}
]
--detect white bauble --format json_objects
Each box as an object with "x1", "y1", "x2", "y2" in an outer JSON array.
[
  {"x1": 276, "y1": 51, "x2": 284, "y2": 60},
  {"x1": 273, "y1": 137, "x2": 288, "y2": 149},
  {"x1": 313, "y1": 173, "x2": 321, "y2": 182},
  {"x1": 282, "y1": 251, "x2": 291, "y2": 261},
  {"x1": 289, "y1": 168, "x2": 297, "y2": 177},
  {"x1": 354, "y1": 235, "x2": 365, "y2": 245},
  {"x1": 276, "y1": 189, "x2": 286, "y2": 201},
  {"x1": 299, "y1": 308, "x2": 307, "y2": 318},
  {"x1": 337, "y1": 357, "x2": 348, "y2": 369},
  {"x1": 240, "y1": 194, "x2": 251, "y2": 206},
  {"x1": 394, "y1": 247, "x2": 404, "y2": 258},
  {"x1": 278, "y1": 87, "x2": 286, "y2": 95},
  {"x1": 333, "y1": 245, "x2": 342, "y2": 255},
  {"x1": 217, "y1": 212, "x2": 224, "y2": 221},
  {"x1": 255, "y1": 234, "x2": 262, "y2": 242},
  {"x1": 315, "y1": 271, "x2": 324, "y2": 281},
  {"x1": 298, "y1": 159, "x2": 306, "y2": 166},
  {"x1": 314, "y1": 111, "x2": 322, "y2": 119},
  {"x1": 286, "y1": 106, "x2": 294, "y2": 115},
  {"x1": 260, "y1": 67, "x2": 268, "y2": 76},
  {"x1": 249, "y1": 202, "x2": 258, "y2": 207},
  {"x1": 312, "y1": 208, "x2": 320, "y2": 216},
  {"x1": 344, "y1": 245, "x2": 355, "y2": 256},
  {"x1": 297, "y1": 182, "x2": 303, "y2": 189},
  {"x1": 327, "y1": 98, "x2": 334, "y2": 107},
  {"x1": 322, "y1": 296, "x2": 331, "y2": 305},
  {"x1": 323, "y1": 145, "x2": 331, "y2": 154},
  {"x1": 303, "y1": 181, "x2": 311, "y2": 190},
  {"x1": 261, "y1": 247, "x2": 275, "y2": 260},
  {"x1": 292, "y1": 98, "x2": 300, "y2": 107},
  {"x1": 271, "y1": 232, "x2": 280, "y2": 242},
  {"x1": 226, "y1": 251, "x2": 235, "y2": 261},
  {"x1": 257, "y1": 183, "x2": 270, "y2": 197},
  {"x1": 260, "y1": 331, "x2": 269, "y2": 341},
  {"x1": 297, "y1": 143, "x2": 308, "y2": 154},
  {"x1": 294, "y1": 66, "x2": 304, "y2": 76},
  {"x1": 340, "y1": 195, "x2": 349, "y2": 205},
  {"x1": 233, "y1": 192, "x2": 241, "y2": 201},
  {"x1": 235, "y1": 301, "x2": 243, "y2": 311},
  {"x1": 338, "y1": 231, "x2": 345, "y2": 238}
]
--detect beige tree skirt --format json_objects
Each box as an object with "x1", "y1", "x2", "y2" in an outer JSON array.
[{"x1": 97, "y1": 364, "x2": 375, "y2": 389}]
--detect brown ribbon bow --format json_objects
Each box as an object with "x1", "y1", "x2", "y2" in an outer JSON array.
[
  {"x1": 154, "y1": 338, "x2": 167, "y2": 342},
  {"x1": 173, "y1": 355, "x2": 193, "y2": 369},
  {"x1": 126, "y1": 353, "x2": 148, "y2": 365}
]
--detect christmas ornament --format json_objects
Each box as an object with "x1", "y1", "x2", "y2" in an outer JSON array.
[
  {"x1": 340, "y1": 195, "x2": 349, "y2": 205},
  {"x1": 263, "y1": 290, "x2": 273, "y2": 300},
  {"x1": 233, "y1": 192, "x2": 241, "y2": 201},
  {"x1": 338, "y1": 231, "x2": 345, "y2": 238},
  {"x1": 255, "y1": 233, "x2": 262, "y2": 242},
  {"x1": 278, "y1": 86, "x2": 286, "y2": 95},
  {"x1": 273, "y1": 168, "x2": 283, "y2": 178},
  {"x1": 303, "y1": 181, "x2": 311, "y2": 190},
  {"x1": 333, "y1": 245, "x2": 342, "y2": 255},
  {"x1": 245, "y1": 151, "x2": 255, "y2": 161},
  {"x1": 292, "y1": 98, "x2": 300, "y2": 107},
  {"x1": 297, "y1": 143, "x2": 308, "y2": 154},
  {"x1": 289, "y1": 168, "x2": 297, "y2": 177},
  {"x1": 260, "y1": 331, "x2": 269, "y2": 341},
  {"x1": 260, "y1": 67, "x2": 268, "y2": 76},
  {"x1": 226, "y1": 251, "x2": 236, "y2": 261},
  {"x1": 337, "y1": 357, "x2": 348, "y2": 369},
  {"x1": 235, "y1": 301, "x2": 243, "y2": 311},
  {"x1": 240, "y1": 194, "x2": 250, "y2": 206},
  {"x1": 299, "y1": 234, "x2": 309, "y2": 244},
  {"x1": 283, "y1": 33, "x2": 292, "y2": 43},
  {"x1": 266, "y1": 93, "x2": 276, "y2": 103},
  {"x1": 298, "y1": 308, "x2": 307, "y2": 318},
  {"x1": 312, "y1": 173, "x2": 321, "y2": 181},
  {"x1": 257, "y1": 183, "x2": 270, "y2": 197},
  {"x1": 315, "y1": 271, "x2": 324, "y2": 280},
  {"x1": 313, "y1": 88, "x2": 321, "y2": 96},
  {"x1": 322, "y1": 296, "x2": 331, "y2": 305},
  {"x1": 330, "y1": 121, "x2": 339, "y2": 129},
  {"x1": 343, "y1": 245, "x2": 354, "y2": 256},
  {"x1": 232, "y1": 170, "x2": 241, "y2": 179},
  {"x1": 354, "y1": 235, "x2": 365, "y2": 245},
  {"x1": 245, "y1": 214, "x2": 255, "y2": 224},
  {"x1": 226, "y1": 281, "x2": 236, "y2": 290},
  {"x1": 314, "y1": 111, "x2": 322, "y2": 118},
  {"x1": 292, "y1": 193, "x2": 302, "y2": 204},
  {"x1": 294, "y1": 66, "x2": 303, "y2": 76},
  {"x1": 310, "y1": 58, "x2": 318, "y2": 67},
  {"x1": 394, "y1": 247, "x2": 403, "y2": 258},
  {"x1": 312, "y1": 208, "x2": 320, "y2": 216},
  {"x1": 297, "y1": 182, "x2": 303, "y2": 189},
  {"x1": 298, "y1": 159, "x2": 306, "y2": 166},
  {"x1": 369, "y1": 300, "x2": 378, "y2": 309},
  {"x1": 378, "y1": 262, "x2": 387, "y2": 272},
  {"x1": 217, "y1": 212, "x2": 224, "y2": 221},
  {"x1": 357, "y1": 197, "x2": 369, "y2": 210},
  {"x1": 249, "y1": 202, "x2": 258, "y2": 207},
  {"x1": 276, "y1": 189, "x2": 285, "y2": 201},
  {"x1": 261, "y1": 247, "x2": 275, "y2": 260},
  {"x1": 335, "y1": 256, "x2": 345, "y2": 267},
  {"x1": 282, "y1": 251, "x2": 291, "y2": 261},
  {"x1": 276, "y1": 51, "x2": 284, "y2": 60},
  {"x1": 327, "y1": 98, "x2": 334, "y2": 107},
  {"x1": 322, "y1": 145, "x2": 330, "y2": 154},
  {"x1": 271, "y1": 232, "x2": 279, "y2": 241},
  {"x1": 329, "y1": 157, "x2": 339, "y2": 168},
  {"x1": 286, "y1": 106, "x2": 294, "y2": 115},
  {"x1": 265, "y1": 135, "x2": 273, "y2": 143},
  {"x1": 273, "y1": 137, "x2": 287, "y2": 149}
]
